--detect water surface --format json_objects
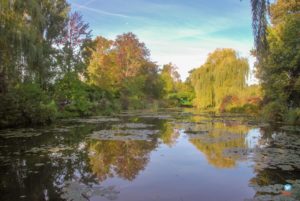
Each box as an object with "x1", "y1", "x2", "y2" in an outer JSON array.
[{"x1": 0, "y1": 109, "x2": 300, "y2": 201}]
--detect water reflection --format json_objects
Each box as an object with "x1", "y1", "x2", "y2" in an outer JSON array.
[
  {"x1": 88, "y1": 140, "x2": 157, "y2": 181},
  {"x1": 159, "y1": 122, "x2": 180, "y2": 147},
  {"x1": 0, "y1": 110, "x2": 299, "y2": 201}
]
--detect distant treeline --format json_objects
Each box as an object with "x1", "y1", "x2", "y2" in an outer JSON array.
[
  {"x1": 0, "y1": 0, "x2": 299, "y2": 128},
  {"x1": 0, "y1": 0, "x2": 192, "y2": 128}
]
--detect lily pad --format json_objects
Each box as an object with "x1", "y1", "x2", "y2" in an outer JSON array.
[
  {"x1": 63, "y1": 117, "x2": 120, "y2": 124},
  {"x1": 223, "y1": 147, "x2": 252, "y2": 160},
  {"x1": 26, "y1": 145, "x2": 72, "y2": 154},
  {"x1": 138, "y1": 114, "x2": 172, "y2": 119},
  {"x1": 113, "y1": 123, "x2": 154, "y2": 129},
  {"x1": 90, "y1": 129, "x2": 159, "y2": 141},
  {"x1": 249, "y1": 180, "x2": 300, "y2": 201},
  {"x1": 61, "y1": 180, "x2": 119, "y2": 201},
  {"x1": 0, "y1": 129, "x2": 42, "y2": 139},
  {"x1": 280, "y1": 126, "x2": 300, "y2": 132}
]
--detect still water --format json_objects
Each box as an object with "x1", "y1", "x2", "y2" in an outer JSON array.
[{"x1": 0, "y1": 109, "x2": 300, "y2": 201}]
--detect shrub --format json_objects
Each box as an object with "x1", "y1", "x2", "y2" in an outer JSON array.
[
  {"x1": 0, "y1": 83, "x2": 57, "y2": 128},
  {"x1": 54, "y1": 73, "x2": 92, "y2": 117},
  {"x1": 284, "y1": 108, "x2": 300, "y2": 125},
  {"x1": 262, "y1": 101, "x2": 287, "y2": 122}
]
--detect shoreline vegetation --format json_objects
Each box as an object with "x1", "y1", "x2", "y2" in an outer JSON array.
[{"x1": 0, "y1": 0, "x2": 299, "y2": 128}]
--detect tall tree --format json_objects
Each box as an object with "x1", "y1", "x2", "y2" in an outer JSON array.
[
  {"x1": 56, "y1": 11, "x2": 91, "y2": 74},
  {"x1": 257, "y1": 0, "x2": 300, "y2": 122},
  {"x1": 87, "y1": 36, "x2": 119, "y2": 92},
  {"x1": 190, "y1": 49, "x2": 249, "y2": 109},
  {"x1": 0, "y1": 0, "x2": 69, "y2": 89},
  {"x1": 114, "y1": 32, "x2": 150, "y2": 79},
  {"x1": 160, "y1": 63, "x2": 180, "y2": 95}
]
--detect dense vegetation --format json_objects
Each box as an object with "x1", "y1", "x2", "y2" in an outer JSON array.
[
  {"x1": 0, "y1": 0, "x2": 188, "y2": 128},
  {"x1": 0, "y1": 0, "x2": 299, "y2": 127},
  {"x1": 251, "y1": 0, "x2": 300, "y2": 124},
  {"x1": 189, "y1": 49, "x2": 261, "y2": 113}
]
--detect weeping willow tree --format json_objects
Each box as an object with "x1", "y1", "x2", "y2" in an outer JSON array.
[
  {"x1": 0, "y1": 0, "x2": 69, "y2": 91},
  {"x1": 190, "y1": 49, "x2": 249, "y2": 109}
]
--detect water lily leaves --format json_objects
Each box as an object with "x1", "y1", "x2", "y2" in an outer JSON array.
[
  {"x1": 26, "y1": 145, "x2": 72, "y2": 154},
  {"x1": 0, "y1": 129, "x2": 42, "y2": 139},
  {"x1": 61, "y1": 180, "x2": 119, "y2": 201},
  {"x1": 252, "y1": 133, "x2": 300, "y2": 171},
  {"x1": 113, "y1": 123, "x2": 154, "y2": 129},
  {"x1": 223, "y1": 147, "x2": 253, "y2": 160},
  {"x1": 63, "y1": 117, "x2": 120, "y2": 124},
  {"x1": 249, "y1": 180, "x2": 300, "y2": 201},
  {"x1": 138, "y1": 114, "x2": 172, "y2": 119},
  {"x1": 280, "y1": 126, "x2": 300, "y2": 132},
  {"x1": 90, "y1": 129, "x2": 160, "y2": 141}
]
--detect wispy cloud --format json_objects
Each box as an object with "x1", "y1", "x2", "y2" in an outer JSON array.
[
  {"x1": 72, "y1": 2, "x2": 130, "y2": 18},
  {"x1": 68, "y1": 0, "x2": 255, "y2": 81}
]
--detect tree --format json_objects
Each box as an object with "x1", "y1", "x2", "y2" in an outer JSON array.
[
  {"x1": 56, "y1": 11, "x2": 92, "y2": 74},
  {"x1": 87, "y1": 33, "x2": 163, "y2": 110},
  {"x1": 87, "y1": 36, "x2": 119, "y2": 92},
  {"x1": 114, "y1": 32, "x2": 150, "y2": 79},
  {"x1": 0, "y1": 0, "x2": 69, "y2": 89},
  {"x1": 258, "y1": 0, "x2": 300, "y2": 122},
  {"x1": 139, "y1": 61, "x2": 164, "y2": 99},
  {"x1": 251, "y1": 0, "x2": 270, "y2": 59},
  {"x1": 189, "y1": 49, "x2": 249, "y2": 110},
  {"x1": 160, "y1": 63, "x2": 180, "y2": 95}
]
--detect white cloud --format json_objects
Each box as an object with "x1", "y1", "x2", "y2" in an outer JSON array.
[
  {"x1": 72, "y1": 3, "x2": 130, "y2": 18},
  {"x1": 70, "y1": 0, "x2": 256, "y2": 82}
]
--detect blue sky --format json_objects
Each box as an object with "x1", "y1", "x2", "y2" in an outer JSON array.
[{"x1": 68, "y1": 0, "x2": 256, "y2": 82}]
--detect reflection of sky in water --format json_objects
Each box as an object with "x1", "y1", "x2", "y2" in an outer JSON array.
[
  {"x1": 101, "y1": 129, "x2": 256, "y2": 201},
  {"x1": 245, "y1": 128, "x2": 261, "y2": 149}
]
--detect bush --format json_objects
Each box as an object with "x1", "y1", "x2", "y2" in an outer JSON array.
[
  {"x1": 229, "y1": 104, "x2": 260, "y2": 114},
  {"x1": 54, "y1": 73, "x2": 92, "y2": 117},
  {"x1": 284, "y1": 108, "x2": 300, "y2": 125},
  {"x1": 262, "y1": 101, "x2": 287, "y2": 122},
  {"x1": 0, "y1": 83, "x2": 57, "y2": 128}
]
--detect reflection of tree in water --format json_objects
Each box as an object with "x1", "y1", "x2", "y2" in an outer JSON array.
[
  {"x1": 0, "y1": 124, "x2": 98, "y2": 201},
  {"x1": 188, "y1": 122, "x2": 250, "y2": 168},
  {"x1": 159, "y1": 122, "x2": 180, "y2": 147},
  {"x1": 88, "y1": 139, "x2": 157, "y2": 181}
]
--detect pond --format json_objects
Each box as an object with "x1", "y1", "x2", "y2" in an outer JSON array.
[{"x1": 0, "y1": 109, "x2": 300, "y2": 201}]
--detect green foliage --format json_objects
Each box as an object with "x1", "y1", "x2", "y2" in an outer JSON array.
[
  {"x1": 6, "y1": 0, "x2": 299, "y2": 127},
  {"x1": 159, "y1": 63, "x2": 194, "y2": 107},
  {"x1": 54, "y1": 73, "x2": 92, "y2": 117},
  {"x1": 160, "y1": 63, "x2": 180, "y2": 96},
  {"x1": 87, "y1": 33, "x2": 164, "y2": 110},
  {"x1": 284, "y1": 108, "x2": 300, "y2": 125},
  {"x1": 256, "y1": 0, "x2": 300, "y2": 123},
  {"x1": 0, "y1": 0, "x2": 69, "y2": 89},
  {"x1": 0, "y1": 83, "x2": 57, "y2": 128},
  {"x1": 190, "y1": 49, "x2": 251, "y2": 110},
  {"x1": 54, "y1": 72, "x2": 121, "y2": 117},
  {"x1": 175, "y1": 82, "x2": 195, "y2": 107},
  {"x1": 86, "y1": 85, "x2": 121, "y2": 115},
  {"x1": 262, "y1": 101, "x2": 287, "y2": 122}
]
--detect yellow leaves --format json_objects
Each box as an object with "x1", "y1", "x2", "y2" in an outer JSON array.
[
  {"x1": 189, "y1": 49, "x2": 251, "y2": 110},
  {"x1": 270, "y1": 0, "x2": 300, "y2": 25},
  {"x1": 87, "y1": 36, "x2": 120, "y2": 92}
]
